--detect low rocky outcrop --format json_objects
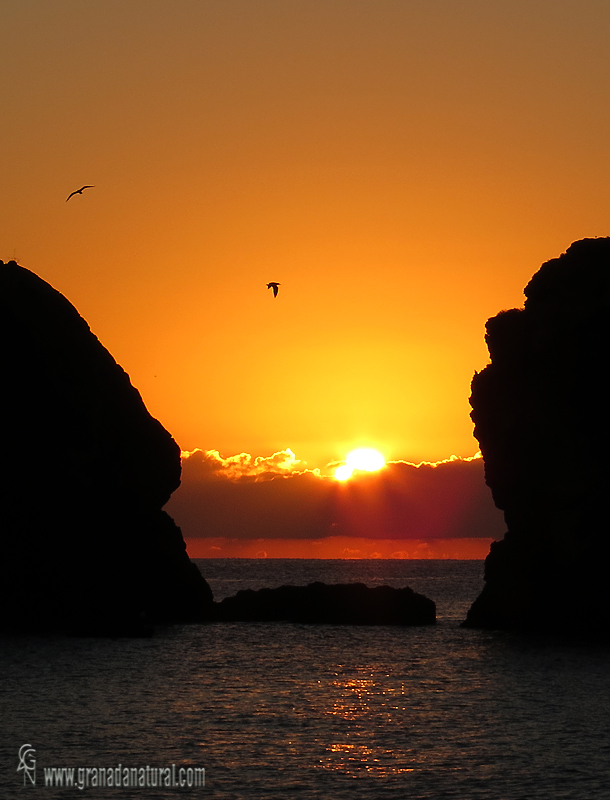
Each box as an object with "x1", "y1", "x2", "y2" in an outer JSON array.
[
  {"x1": 0, "y1": 261, "x2": 213, "y2": 634},
  {"x1": 213, "y1": 582, "x2": 436, "y2": 625},
  {"x1": 463, "y1": 239, "x2": 610, "y2": 633}
]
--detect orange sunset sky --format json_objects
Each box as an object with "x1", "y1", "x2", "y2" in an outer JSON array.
[{"x1": 2, "y1": 1, "x2": 609, "y2": 557}]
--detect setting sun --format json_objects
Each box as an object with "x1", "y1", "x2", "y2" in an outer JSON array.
[
  {"x1": 334, "y1": 465, "x2": 353, "y2": 481},
  {"x1": 335, "y1": 448, "x2": 386, "y2": 480},
  {"x1": 347, "y1": 448, "x2": 386, "y2": 471}
]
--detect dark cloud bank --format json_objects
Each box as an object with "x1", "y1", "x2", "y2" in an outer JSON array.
[{"x1": 165, "y1": 449, "x2": 505, "y2": 542}]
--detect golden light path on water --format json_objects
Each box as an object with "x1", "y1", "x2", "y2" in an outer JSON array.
[{"x1": 319, "y1": 668, "x2": 418, "y2": 776}]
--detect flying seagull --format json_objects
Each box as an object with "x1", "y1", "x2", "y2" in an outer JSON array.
[
  {"x1": 66, "y1": 185, "x2": 95, "y2": 202},
  {"x1": 267, "y1": 282, "x2": 281, "y2": 298}
]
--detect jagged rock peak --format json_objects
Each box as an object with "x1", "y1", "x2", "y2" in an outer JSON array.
[
  {"x1": 463, "y1": 238, "x2": 610, "y2": 634},
  {"x1": 0, "y1": 261, "x2": 212, "y2": 634}
]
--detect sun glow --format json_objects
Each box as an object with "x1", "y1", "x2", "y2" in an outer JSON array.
[
  {"x1": 334, "y1": 448, "x2": 386, "y2": 481},
  {"x1": 334, "y1": 464, "x2": 354, "y2": 481}
]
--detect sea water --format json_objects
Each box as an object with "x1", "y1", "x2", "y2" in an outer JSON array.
[{"x1": 1, "y1": 559, "x2": 609, "y2": 799}]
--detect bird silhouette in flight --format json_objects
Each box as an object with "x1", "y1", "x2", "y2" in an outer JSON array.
[
  {"x1": 66, "y1": 185, "x2": 95, "y2": 202},
  {"x1": 267, "y1": 282, "x2": 281, "y2": 298}
]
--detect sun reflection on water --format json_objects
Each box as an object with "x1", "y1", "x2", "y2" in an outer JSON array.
[
  {"x1": 323, "y1": 742, "x2": 416, "y2": 776},
  {"x1": 328, "y1": 677, "x2": 375, "y2": 720},
  {"x1": 316, "y1": 665, "x2": 422, "y2": 777}
]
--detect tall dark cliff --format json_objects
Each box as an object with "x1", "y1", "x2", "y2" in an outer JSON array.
[
  {"x1": 464, "y1": 238, "x2": 610, "y2": 632},
  {"x1": 0, "y1": 261, "x2": 212, "y2": 633}
]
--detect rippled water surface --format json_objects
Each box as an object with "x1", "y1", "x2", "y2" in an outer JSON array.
[{"x1": 2, "y1": 559, "x2": 609, "y2": 799}]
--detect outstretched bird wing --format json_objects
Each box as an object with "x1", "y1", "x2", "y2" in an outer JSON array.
[
  {"x1": 267, "y1": 282, "x2": 280, "y2": 297},
  {"x1": 66, "y1": 185, "x2": 95, "y2": 202}
]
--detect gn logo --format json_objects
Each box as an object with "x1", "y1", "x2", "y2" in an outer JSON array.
[{"x1": 18, "y1": 744, "x2": 36, "y2": 786}]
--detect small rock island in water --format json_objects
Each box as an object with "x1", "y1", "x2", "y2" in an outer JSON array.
[
  {"x1": 0, "y1": 261, "x2": 435, "y2": 633},
  {"x1": 213, "y1": 582, "x2": 436, "y2": 625},
  {"x1": 464, "y1": 238, "x2": 610, "y2": 634}
]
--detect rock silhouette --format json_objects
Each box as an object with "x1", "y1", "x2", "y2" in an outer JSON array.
[
  {"x1": 213, "y1": 582, "x2": 436, "y2": 625},
  {"x1": 0, "y1": 261, "x2": 213, "y2": 634},
  {"x1": 463, "y1": 239, "x2": 610, "y2": 633}
]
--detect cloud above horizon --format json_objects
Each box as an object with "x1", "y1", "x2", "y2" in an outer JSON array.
[
  {"x1": 178, "y1": 447, "x2": 312, "y2": 482},
  {"x1": 164, "y1": 449, "x2": 505, "y2": 542}
]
